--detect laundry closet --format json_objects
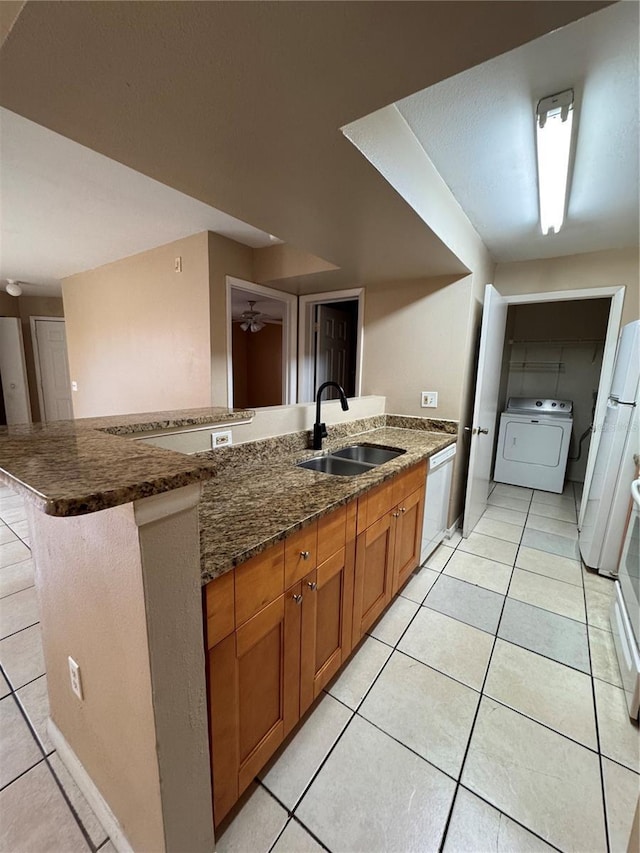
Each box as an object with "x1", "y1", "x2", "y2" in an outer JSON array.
[{"x1": 491, "y1": 298, "x2": 611, "y2": 490}]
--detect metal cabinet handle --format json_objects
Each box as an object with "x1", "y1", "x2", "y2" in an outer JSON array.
[
  {"x1": 300, "y1": 550, "x2": 311, "y2": 560},
  {"x1": 292, "y1": 593, "x2": 303, "y2": 604},
  {"x1": 307, "y1": 581, "x2": 317, "y2": 591}
]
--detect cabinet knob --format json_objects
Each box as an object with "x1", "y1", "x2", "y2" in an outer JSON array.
[
  {"x1": 300, "y1": 550, "x2": 311, "y2": 560},
  {"x1": 307, "y1": 581, "x2": 317, "y2": 590},
  {"x1": 292, "y1": 593, "x2": 303, "y2": 604},
  {"x1": 391, "y1": 511, "x2": 400, "y2": 518},
  {"x1": 400, "y1": 507, "x2": 407, "y2": 513}
]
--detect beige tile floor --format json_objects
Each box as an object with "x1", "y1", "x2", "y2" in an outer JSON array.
[{"x1": 1, "y1": 481, "x2": 638, "y2": 852}]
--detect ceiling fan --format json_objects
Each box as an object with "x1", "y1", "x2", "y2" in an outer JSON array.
[{"x1": 234, "y1": 300, "x2": 274, "y2": 333}]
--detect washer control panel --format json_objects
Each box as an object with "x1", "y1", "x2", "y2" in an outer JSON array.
[{"x1": 506, "y1": 397, "x2": 573, "y2": 416}]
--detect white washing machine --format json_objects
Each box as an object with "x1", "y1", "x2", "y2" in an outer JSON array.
[{"x1": 493, "y1": 397, "x2": 573, "y2": 494}]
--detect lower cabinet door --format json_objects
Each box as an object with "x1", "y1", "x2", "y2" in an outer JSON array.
[
  {"x1": 392, "y1": 486, "x2": 426, "y2": 595},
  {"x1": 208, "y1": 589, "x2": 301, "y2": 826},
  {"x1": 352, "y1": 513, "x2": 395, "y2": 645},
  {"x1": 300, "y1": 543, "x2": 355, "y2": 715}
]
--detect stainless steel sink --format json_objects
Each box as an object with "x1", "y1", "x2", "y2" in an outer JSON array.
[
  {"x1": 297, "y1": 455, "x2": 376, "y2": 476},
  {"x1": 297, "y1": 443, "x2": 405, "y2": 476},
  {"x1": 331, "y1": 444, "x2": 406, "y2": 465}
]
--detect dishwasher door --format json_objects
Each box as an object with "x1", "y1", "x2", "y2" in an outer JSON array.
[{"x1": 421, "y1": 443, "x2": 456, "y2": 563}]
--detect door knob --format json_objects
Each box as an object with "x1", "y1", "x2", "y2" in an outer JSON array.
[{"x1": 478, "y1": 427, "x2": 489, "y2": 435}]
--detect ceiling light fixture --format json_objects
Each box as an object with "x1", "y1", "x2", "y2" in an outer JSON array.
[
  {"x1": 5, "y1": 279, "x2": 23, "y2": 297},
  {"x1": 536, "y1": 89, "x2": 574, "y2": 236},
  {"x1": 239, "y1": 301, "x2": 266, "y2": 333}
]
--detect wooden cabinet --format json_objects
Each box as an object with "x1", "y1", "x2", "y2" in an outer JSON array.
[
  {"x1": 208, "y1": 590, "x2": 301, "y2": 822},
  {"x1": 352, "y1": 461, "x2": 426, "y2": 644},
  {"x1": 205, "y1": 503, "x2": 355, "y2": 826},
  {"x1": 205, "y1": 462, "x2": 426, "y2": 826}
]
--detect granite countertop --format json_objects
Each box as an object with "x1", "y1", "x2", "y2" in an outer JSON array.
[
  {"x1": 198, "y1": 422, "x2": 457, "y2": 583},
  {"x1": 0, "y1": 406, "x2": 253, "y2": 516}
]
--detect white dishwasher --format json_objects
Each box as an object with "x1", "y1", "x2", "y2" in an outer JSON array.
[{"x1": 421, "y1": 442, "x2": 457, "y2": 563}]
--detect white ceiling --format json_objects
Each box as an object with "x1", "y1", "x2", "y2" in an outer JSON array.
[
  {"x1": 0, "y1": 108, "x2": 279, "y2": 294},
  {"x1": 0, "y1": 2, "x2": 633, "y2": 302},
  {"x1": 395, "y1": 2, "x2": 639, "y2": 262},
  {"x1": 230, "y1": 288, "x2": 285, "y2": 322}
]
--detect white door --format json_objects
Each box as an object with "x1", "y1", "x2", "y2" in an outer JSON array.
[
  {"x1": 0, "y1": 317, "x2": 32, "y2": 424},
  {"x1": 463, "y1": 284, "x2": 508, "y2": 536},
  {"x1": 315, "y1": 304, "x2": 350, "y2": 397},
  {"x1": 33, "y1": 318, "x2": 73, "y2": 421}
]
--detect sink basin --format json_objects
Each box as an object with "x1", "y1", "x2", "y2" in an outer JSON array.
[
  {"x1": 331, "y1": 444, "x2": 406, "y2": 465},
  {"x1": 297, "y1": 455, "x2": 376, "y2": 476}
]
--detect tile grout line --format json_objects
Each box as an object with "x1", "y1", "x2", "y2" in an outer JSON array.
[{"x1": 437, "y1": 488, "x2": 530, "y2": 852}]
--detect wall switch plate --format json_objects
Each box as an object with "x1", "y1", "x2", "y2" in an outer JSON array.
[
  {"x1": 211, "y1": 430, "x2": 233, "y2": 449},
  {"x1": 68, "y1": 656, "x2": 83, "y2": 700},
  {"x1": 174, "y1": 256, "x2": 182, "y2": 273},
  {"x1": 421, "y1": 391, "x2": 438, "y2": 408},
  {"x1": 71, "y1": 381, "x2": 78, "y2": 391}
]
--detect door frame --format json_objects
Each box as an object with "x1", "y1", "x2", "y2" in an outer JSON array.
[
  {"x1": 298, "y1": 288, "x2": 364, "y2": 402},
  {"x1": 30, "y1": 316, "x2": 69, "y2": 423},
  {"x1": 464, "y1": 284, "x2": 625, "y2": 534},
  {"x1": 226, "y1": 276, "x2": 298, "y2": 407}
]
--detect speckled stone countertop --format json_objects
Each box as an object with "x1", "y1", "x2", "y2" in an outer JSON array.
[
  {"x1": 0, "y1": 406, "x2": 253, "y2": 516},
  {"x1": 197, "y1": 421, "x2": 457, "y2": 583}
]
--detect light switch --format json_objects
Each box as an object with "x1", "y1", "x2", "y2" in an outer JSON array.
[{"x1": 421, "y1": 391, "x2": 438, "y2": 408}]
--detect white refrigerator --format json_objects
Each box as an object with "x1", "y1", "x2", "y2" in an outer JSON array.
[{"x1": 579, "y1": 320, "x2": 640, "y2": 576}]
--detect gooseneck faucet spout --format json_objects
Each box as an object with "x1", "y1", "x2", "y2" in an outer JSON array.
[{"x1": 313, "y1": 382, "x2": 349, "y2": 450}]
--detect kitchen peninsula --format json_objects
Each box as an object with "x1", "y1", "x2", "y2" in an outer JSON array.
[{"x1": 0, "y1": 406, "x2": 457, "y2": 852}]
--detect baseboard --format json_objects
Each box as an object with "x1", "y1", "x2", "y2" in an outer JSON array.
[{"x1": 47, "y1": 719, "x2": 135, "y2": 853}]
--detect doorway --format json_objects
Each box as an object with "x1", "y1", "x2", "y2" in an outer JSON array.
[
  {"x1": 30, "y1": 317, "x2": 73, "y2": 421},
  {"x1": 298, "y1": 289, "x2": 364, "y2": 403},
  {"x1": 463, "y1": 285, "x2": 625, "y2": 536},
  {"x1": 226, "y1": 277, "x2": 297, "y2": 408}
]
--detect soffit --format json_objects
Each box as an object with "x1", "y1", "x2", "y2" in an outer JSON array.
[{"x1": 0, "y1": 1, "x2": 610, "y2": 287}]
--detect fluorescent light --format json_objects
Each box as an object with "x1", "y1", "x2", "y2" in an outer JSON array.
[{"x1": 536, "y1": 90, "x2": 574, "y2": 235}]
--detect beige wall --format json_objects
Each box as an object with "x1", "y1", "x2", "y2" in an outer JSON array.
[
  {"x1": 232, "y1": 322, "x2": 282, "y2": 408},
  {"x1": 27, "y1": 488, "x2": 214, "y2": 852},
  {"x1": 494, "y1": 248, "x2": 639, "y2": 324},
  {"x1": 0, "y1": 291, "x2": 20, "y2": 317},
  {"x1": 28, "y1": 502, "x2": 165, "y2": 852},
  {"x1": 207, "y1": 232, "x2": 253, "y2": 407},
  {"x1": 253, "y1": 243, "x2": 337, "y2": 285},
  {"x1": 62, "y1": 233, "x2": 211, "y2": 418}
]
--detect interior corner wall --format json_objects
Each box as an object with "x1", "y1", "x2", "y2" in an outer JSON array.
[
  {"x1": 62, "y1": 233, "x2": 211, "y2": 418},
  {"x1": 362, "y1": 274, "x2": 470, "y2": 420},
  {"x1": 494, "y1": 247, "x2": 640, "y2": 323},
  {"x1": 207, "y1": 232, "x2": 253, "y2": 407}
]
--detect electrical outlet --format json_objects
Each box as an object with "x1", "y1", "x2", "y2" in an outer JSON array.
[
  {"x1": 211, "y1": 430, "x2": 233, "y2": 449},
  {"x1": 421, "y1": 391, "x2": 438, "y2": 408},
  {"x1": 68, "y1": 656, "x2": 83, "y2": 700},
  {"x1": 174, "y1": 256, "x2": 182, "y2": 273}
]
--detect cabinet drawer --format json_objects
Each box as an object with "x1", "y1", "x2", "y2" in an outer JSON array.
[
  {"x1": 317, "y1": 504, "x2": 347, "y2": 564},
  {"x1": 392, "y1": 461, "x2": 427, "y2": 505},
  {"x1": 285, "y1": 522, "x2": 318, "y2": 587},
  {"x1": 205, "y1": 569, "x2": 235, "y2": 648},
  {"x1": 357, "y1": 478, "x2": 395, "y2": 533},
  {"x1": 235, "y1": 542, "x2": 284, "y2": 626}
]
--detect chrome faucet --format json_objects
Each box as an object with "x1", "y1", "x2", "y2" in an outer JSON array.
[{"x1": 313, "y1": 381, "x2": 349, "y2": 450}]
